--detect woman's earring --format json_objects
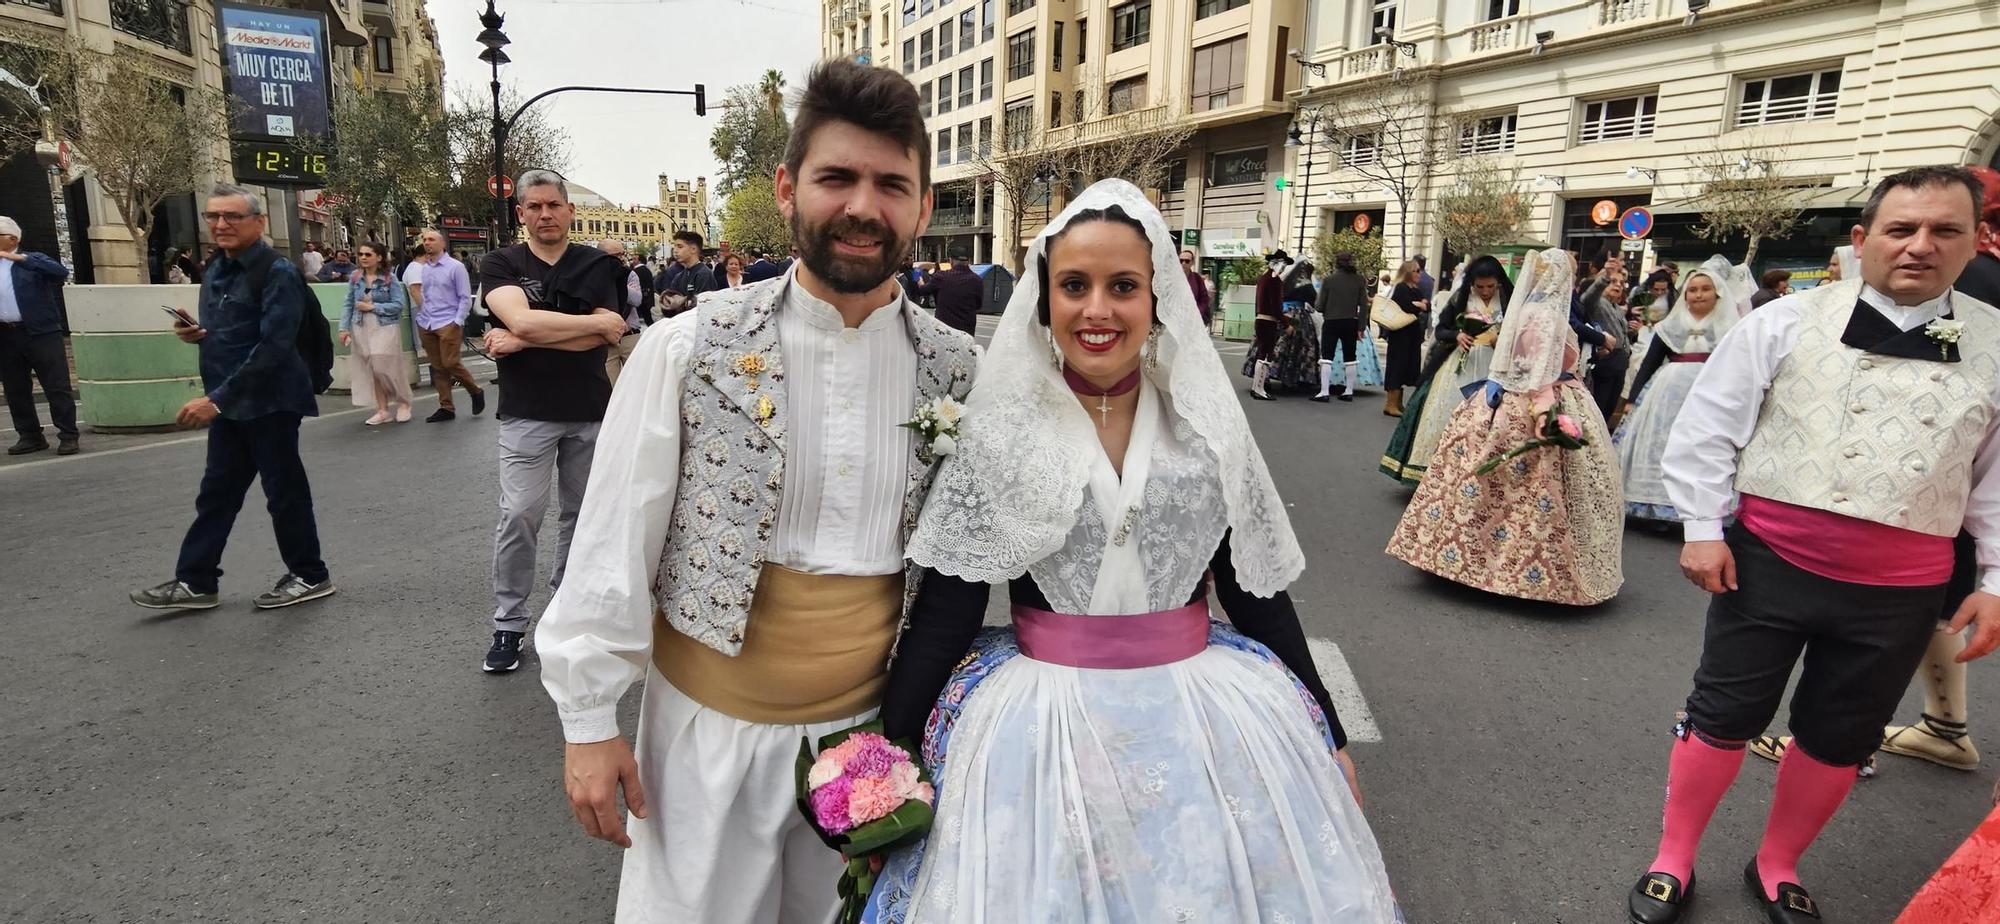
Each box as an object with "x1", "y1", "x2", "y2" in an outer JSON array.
[
  {"x1": 1144, "y1": 324, "x2": 1162, "y2": 372},
  {"x1": 1046, "y1": 325, "x2": 1064, "y2": 371}
]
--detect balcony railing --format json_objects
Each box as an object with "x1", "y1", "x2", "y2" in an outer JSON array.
[
  {"x1": 1468, "y1": 14, "x2": 1524, "y2": 53},
  {"x1": 362, "y1": 0, "x2": 392, "y2": 23},
  {"x1": 4, "y1": 0, "x2": 64, "y2": 15},
  {"x1": 1337, "y1": 45, "x2": 1392, "y2": 80},
  {"x1": 929, "y1": 206, "x2": 983, "y2": 229},
  {"x1": 111, "y1": 0, "x2": 191, "y2": 54},
  {"x1": 1043, "y1": 104, "x2": 1170, "y2": 148},
  {"x1": 1598, "y1": 0, "x2": 1650, "y2": 25}
]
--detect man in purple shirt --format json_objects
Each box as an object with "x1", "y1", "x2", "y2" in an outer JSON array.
[
  {"x1": 1180, "y1": 248, "x2": 1211, "y2": 324},
  {"x1": 404, "y1": 228, "x2": 485, "y2": 422}
]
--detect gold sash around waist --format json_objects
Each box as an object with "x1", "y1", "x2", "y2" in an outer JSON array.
[{"x1": 652, "y1": 565, "x2": 903, "y2": 725}]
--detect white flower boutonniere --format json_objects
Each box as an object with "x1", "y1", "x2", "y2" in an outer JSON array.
[
  {"x1": 1926, "y1": 318, "x2": 1965, "y2": 361},
  {"x1": 902, "y1": 396, "x2": 965, "y2": 465}
]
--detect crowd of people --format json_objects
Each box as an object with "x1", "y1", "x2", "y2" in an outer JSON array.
[{"x1": 14, "y1": 45, "x2": 1996, "y2": 922}]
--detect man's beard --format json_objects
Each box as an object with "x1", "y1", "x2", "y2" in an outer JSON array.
[{"x1": 793, "y1": 212, "x2": 905, "y2": 295}]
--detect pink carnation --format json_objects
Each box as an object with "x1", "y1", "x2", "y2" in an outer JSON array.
[
  {"x1": 843, "y1": 736, "x2": 907, "y2": 780},
  {"x1": 889, "y1": 761, "x2": 922, "y2": 799},
  {"x1": 847, "y1": 775, "x2": 904, "y2": 826},
  {"x1": 819, "y1": 737, "x2": 864, "y2": 768},
  {"x1": 913, "y1": 782, "x2": 934, "y2": 806},
  {"x1": 810, "y1": 776, "x2": 856, "y2": 835},
  {"x1": 1554, "y1": 415, "x2": 1583, "y2": 440}
]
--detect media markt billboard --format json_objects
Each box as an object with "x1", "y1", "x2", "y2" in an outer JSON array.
[{"x1": 216, "y1": 1, "x2": 331, "y2": 141}]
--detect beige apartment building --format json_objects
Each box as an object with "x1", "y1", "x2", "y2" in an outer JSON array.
[
  {"x1": 1292, "y1": 0, "x2": 2000, "y2": 278},
  {"x1": 832, "y1": 0, "x2": 1311, "y2": 269}
]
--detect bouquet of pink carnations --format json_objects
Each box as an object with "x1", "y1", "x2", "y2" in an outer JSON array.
[
  {"x1": 795, "y1": 722, "x2": 936, "y2": 923},
  {"x1": 1475, "y1": 401, "x2": 1590, "y2": 475}
]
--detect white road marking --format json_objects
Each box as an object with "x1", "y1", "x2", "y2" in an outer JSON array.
[{"x1": 1308, "y1": 637, "x2": 1383, "y2": 743}]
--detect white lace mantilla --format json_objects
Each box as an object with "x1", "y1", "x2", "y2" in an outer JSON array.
[{"x1": 906, "y1": 179, "x2": 1304, "y2": 598}]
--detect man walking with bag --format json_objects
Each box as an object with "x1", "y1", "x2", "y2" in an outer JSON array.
[{"x1": 130, "y1": 185, "x2": 335, "y2": 611}]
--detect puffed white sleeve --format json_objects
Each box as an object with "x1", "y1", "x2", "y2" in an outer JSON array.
[
  {"x1": 1661, "y1": 298, "x2": 1804, "y2": 542},
  {"x1": 535, "y1": 312, "x2": 698, "y2": 743}
]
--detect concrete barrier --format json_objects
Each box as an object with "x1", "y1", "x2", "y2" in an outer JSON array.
[{"x1": 64, "y1": 282, "x2": 418, "y2": 431}]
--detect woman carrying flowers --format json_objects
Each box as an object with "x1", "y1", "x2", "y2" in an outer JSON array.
[
  {"x1": 1385, "y1": 248, "x2": 1625, "y2": 605},
  {"x1": 863, "y1": 180, "x2": 1400, "y2": 922},
  {"x1": 1380, "y1": 255, "x2": 1513, "y2": 484}
]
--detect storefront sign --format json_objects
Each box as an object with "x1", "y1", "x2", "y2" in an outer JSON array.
[
  {"x1": 1351, "y1": 214, "x2": 1372, "y2": 234},
  {"x1": 1590, "y1": 199, "x2": 1620, "y2": 225},
  {"x1": 1202, "y1": 236, "x2": 1259, "y2": 259}
]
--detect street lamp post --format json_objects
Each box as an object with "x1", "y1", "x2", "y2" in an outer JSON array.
[
  {"x1": 1286, "y1": 110, "x2": 1325, "y2": 253},
  {"x1": 477, "y1": 0, "x2": 707, "y2": 249}
]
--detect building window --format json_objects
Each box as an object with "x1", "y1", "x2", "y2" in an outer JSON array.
[
  {"x1": 903, "y1": 38, "x2": 917, "y2": 74},
  {"x1": 1578, "y1": 93, "x2": 1657, "y2": 143},
  {"x1": 1110, "y1": 1, "x2": 1150, "y2": 51},
  {"x1": 957, "y1": 123, "x2": 973, "y2": 163},
  {"x1": 938, "y1": 129, "x2": 951, "y2": 166},
  {"x1": 939, "y1": 74, "x2": 954, "y2": 113},
  {"x1": 1004, "y1": 99, "x2": 1035, "y2": 151},
  {"x1": 1108, "y1": 76, "x2": 1146, "y2": 114},
  {"x1": 960, "y1": 10, "x2": 975, "y2": 49},
  {"x1": 1337, "y1": 132, "x2": 1379, "y2": 167},
  {"x1": 982, "y1": 0, "x2": 995, "y2": 40},
  {"x1": 1369, "y1": 0, "x2": 1397, "y2": 43},
  {"x1": 940, "y1": 23, "x2": 954, "y2": 60},
  {"x1": 1050, "y1": 90, "x2": 1063, "y2": 127},
  {"x1": 1208, "y1": 147, "x2": 1267, "y2": 187},
  {"x1": 1052, "y1": 21, "x2": 1063, "y2": 72},
  {"x1": 1076, "y1": 18, "x2": 1087, "y2": 64},
  {"x1": 921, "y1": 31, "x2": 934, "y2": 68},
  {"x1": 1007, "y1": 29, "x2": 1035, "y2": 79},
  {"x1": 1196, "y1": 0, "x2": 1247, "y2": 18},
  {"x1": 903, "y1": 0, "x2": 916, "y2": 26},
  {"x1": 979, "y1": 116, "x2": 992, "y2": 156},
  {"x1": 1190, "y1": 36, "x2": 1245, "y2": 112},
  {"x1": 1738, "y1": 68, "x2": 1842, "y2": 127},
  {"x1": 1485, "y1": 0, "x2": 1519, "y2": 18},
  {"x1": 373, "y1": 34, "x2": 394, "y2": 73},
  {"x1": 921, "y1": 82, "x2": 933, "y2": 117},
  {"x1": 958, "y1": 65, "x2": 975, "y2": 107},
  {"x1": 1007, "y1": 0, "x2": 1033, "y2": 13},
  {"x1": 980, "y1": 58, "x2": 994, "y2": 99},
  {"x1": 1457, "y1": 112, "x2": 1517, "y2": 155},
  {"x1": 921, "y1": 0, "x2": 933, "y2": 13}
]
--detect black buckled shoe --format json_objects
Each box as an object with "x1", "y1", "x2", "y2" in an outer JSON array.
[
  {"x1": 1745, "y1": 861, "x2": 1821, "y2": 923},
  {"x1": 1628, "y1": 871, "x2": 1694, "y2": 923}
]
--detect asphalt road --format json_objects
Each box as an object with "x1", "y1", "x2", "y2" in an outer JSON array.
[{"x1": 3, "y1": 326, "x2": 1995, "y2": 923}]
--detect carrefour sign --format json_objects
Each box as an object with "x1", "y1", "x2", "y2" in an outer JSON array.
[{"x1": 216, "y1": 1, "x2": 331, "y2": 141}]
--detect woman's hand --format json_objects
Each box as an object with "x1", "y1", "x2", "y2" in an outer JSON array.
[
  {"x1": 1336, "y1": 748, "x2": 1363, "y2": 809},
  {"x1": 356, "y1": 300, "x2": 374, "y2": 313},
  {"x1": 339, "y1": 331, "x2": 351, "y2": 347},
  {"x1": 1456, "y1": 332, "x2": 1476, "y2": 351}
]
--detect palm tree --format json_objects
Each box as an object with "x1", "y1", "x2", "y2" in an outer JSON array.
[{"x1": 758, "y1": 69, "x2": 785, "y2": 116}]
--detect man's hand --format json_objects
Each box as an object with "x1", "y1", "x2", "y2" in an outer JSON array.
[
  {"x1": 565, "y1": 737, "x2": 649, "y2": 848},
  {"x1": 484, "y1": 328, "x2": 524, "y2": 357},
  {"x1": 1456, "y1": 332, "x2": 1475, "y2": 351},
  {"x1": 176, "y1": 396, "x2": 220, "y2": 429},
  {"x1": 1680, "y1": 540, "x2": 1738, "y2": 594},
  {"x1": 0, "y1": 251, "x2": 23, "y2": 262},
  {"x1": 173, "y1": 322, "x2": 206, "y2": 344},
  {"x1": 1948, "y1": 591, "x2": 2000, "y2": 662},
  {"x1": 1335, "y1": 748, "x2": 1362, "y2": 809},
  {"x1": 594, "y1": 309, "x2": 627, "y2": 343}
]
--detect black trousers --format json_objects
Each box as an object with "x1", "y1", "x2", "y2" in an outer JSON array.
[
  {"x1": 1589, "y1": 350, "x2": 1629, "y2": 420},
  {"x1": 1682, "y1": 529, "x2": 1944, "y2": 766},
  {"x1": 0, "y1": 326, "x2": 78, "y2": 441},
  {"x1": 1321, "y1": 317, "x2": 1360, "y2": 365},
  {"x1": 174, "y1": 413, "x2": 328, "y2": 593}
]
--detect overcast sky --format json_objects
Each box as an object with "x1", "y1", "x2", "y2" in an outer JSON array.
[{"x1": 429, "y1": 0, "x2": 822, "y2": 207}]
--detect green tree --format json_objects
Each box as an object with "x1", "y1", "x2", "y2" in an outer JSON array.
[
  {"x1": 438, "y1": 84, "x2": 572, "y2": 225},
  {"x1": 299, "y1": 79, "x2": 451, "y2": 240},
  {"x1": 1433, "y1": 156, "x2": 1531, "y2": 259},
  {"x1": 1312, "y1": 229, "x2": 1386, "y2": 283},
  {"x1": 709, "y1": 78, "x2": 791, "y2": 197},
  {"x1": 721, "y1": 174, "x2": 788, "y2": 252}
]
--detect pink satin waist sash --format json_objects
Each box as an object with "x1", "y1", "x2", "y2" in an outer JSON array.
[{"x1": 1012, "y1": 601, "x2": 1210, "y2": 669}]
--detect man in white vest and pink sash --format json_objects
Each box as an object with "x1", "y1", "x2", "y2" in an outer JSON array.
[
  {"x1": 1627, "y1": 165, "x2": 2000, "y2": 924},
  {"x1": 530, "y1": 61, "x2": 976, "y2": 923}
]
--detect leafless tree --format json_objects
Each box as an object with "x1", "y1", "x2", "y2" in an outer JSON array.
[
  {"x1": 1688, "y1": 132, "x2": 1808, "y2": 266},
  {"x1": 1312, "y1": 70, "x2": 1443, "y2": 262}
]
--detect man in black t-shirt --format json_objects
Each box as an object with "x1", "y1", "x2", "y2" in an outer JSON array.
[{"x1": 475, "y1": 169, "x2": 629, "y2": 674}]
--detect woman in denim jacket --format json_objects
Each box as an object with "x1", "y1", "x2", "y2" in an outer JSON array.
[{"x1": 339, "y1": 241, "x2": 413, "y2": 424}]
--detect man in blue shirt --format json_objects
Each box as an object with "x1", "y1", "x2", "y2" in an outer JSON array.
[
  {"x1": 0, "y1": 215, "x2": 77, "y2": 455},
  {"x1": 131, "y1": 184, "x2": 336, "y2": 612}
]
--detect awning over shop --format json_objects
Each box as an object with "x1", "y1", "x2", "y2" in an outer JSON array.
[{"x1": 1649, "y1": 185, "x2": 1870, "y2": 216}]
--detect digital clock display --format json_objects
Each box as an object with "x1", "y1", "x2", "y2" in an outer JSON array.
[{"x1": 232, "y1": 142, "x2": 328, "y2": 186}]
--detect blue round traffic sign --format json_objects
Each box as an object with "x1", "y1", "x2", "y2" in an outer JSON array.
[{"x1": 1619, "y1": 206, "x2": 1653, "y2": 240}]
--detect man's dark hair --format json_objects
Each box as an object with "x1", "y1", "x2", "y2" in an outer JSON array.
[
  {"x1": 1413, "y1": 254, "x2": 1427, "y2": 268},
  {"x1": 1859, "y1": 165, "x2": 1985, "y2": 231},
  {"x1": 673, "y1": 230, "x2": 704, "y2": 249},
  {"x1": 1760, "y1": 269, "x2": 1793, "y2": 288},
  {"x1": 784, "y1": 59, "x2": 932, "y2": 194},
  {"x1": 1334, "y1": 251, "x2": 1356, "y2": 271},
  {"x1": 1036, "y1": 204, "x2": 1154, "y2": 326}
]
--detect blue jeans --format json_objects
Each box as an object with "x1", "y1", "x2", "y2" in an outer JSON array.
[{"x1": 174, "y1": 413, "x2": 328, "y2": 593}]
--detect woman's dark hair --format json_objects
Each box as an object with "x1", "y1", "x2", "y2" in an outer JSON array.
[
  {"x1": 784, "y1": 59, "x2": 932, "y2": 195},
  {"x1": 1443, "y1": 254, "x2": 1514, "y2": 316},
  {"x1": 1035, "y1": 204, "x2": 1155, "y2": 326},
  {"x1": 356, "y1": 240, "x2": 386, "y2": 265}
]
